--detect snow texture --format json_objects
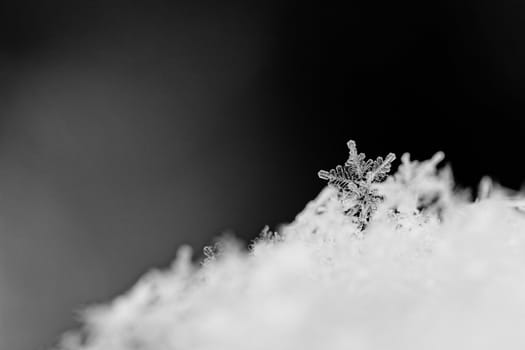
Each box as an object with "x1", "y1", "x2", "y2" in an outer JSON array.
[{"x1": 57, "y1": 147, "x2": 525, "y2": 350}]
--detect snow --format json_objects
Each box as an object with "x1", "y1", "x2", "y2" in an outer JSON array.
[{"x1": 56, "y1": 152, "x2": 525, "y2": 350}]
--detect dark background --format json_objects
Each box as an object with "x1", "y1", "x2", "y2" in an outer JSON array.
[{"x1": 0, "y1": 1, "x2": 524, "y2": 349}]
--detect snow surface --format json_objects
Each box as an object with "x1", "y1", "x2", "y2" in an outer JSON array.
[{"x1": 57, "y1": 153, "x2": 525, "y2": 350}]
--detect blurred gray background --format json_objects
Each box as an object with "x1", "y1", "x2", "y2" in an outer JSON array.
[{"x1": 3, "y1": 0, "x2": 525, "y2": 349}]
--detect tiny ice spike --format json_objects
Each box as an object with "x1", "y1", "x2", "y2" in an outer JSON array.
[{"x1": 318, "y1": 140, "x2": 396, "y2": 229}]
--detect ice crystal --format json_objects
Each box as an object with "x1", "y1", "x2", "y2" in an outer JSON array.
[
  {"x1": 318, "y1": 140, "x2": 396, "y2": 229},
  {"x1": 375, "y1": 151, "x2": 453, "y2": 217}
]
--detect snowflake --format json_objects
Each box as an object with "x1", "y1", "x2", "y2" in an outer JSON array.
[{"x1": 318, "y1": 140, "x2": 396, "y2": 229}]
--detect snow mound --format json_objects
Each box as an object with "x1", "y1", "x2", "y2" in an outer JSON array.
[{"x1": 57, "y1": 153, "x2": 525, "y2": 350}]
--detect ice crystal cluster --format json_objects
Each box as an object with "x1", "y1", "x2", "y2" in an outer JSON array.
[
  {"x1": 57, "y1": 141, "x2": 525, "y2": 350},
  {"x1": 318, "y1": 140, "x2": 395, "y2": 229}
]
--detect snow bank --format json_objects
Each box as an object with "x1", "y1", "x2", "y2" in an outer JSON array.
[{"x1": 56, "y1": 151, "x2": 525, "y2": 350}]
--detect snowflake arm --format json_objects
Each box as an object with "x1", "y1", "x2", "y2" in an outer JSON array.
[
  {"x1": 366, "y1": 153, "x2": 396, "y2": 184},
  {"x1": 318, "y1": 166, "x2": 359, "y2": 195}
]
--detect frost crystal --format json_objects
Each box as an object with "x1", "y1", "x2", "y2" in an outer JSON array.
[
  {"x1": 375, "y1": 151, "x2": 452, "y2": 216},
  {"x1": 318, "y1": 140, "x2": 396, "y2": 229}
]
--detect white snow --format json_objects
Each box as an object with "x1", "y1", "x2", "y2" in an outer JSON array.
[{"x1": 57, "y1": 152, "x2": 525, "y2": 350}]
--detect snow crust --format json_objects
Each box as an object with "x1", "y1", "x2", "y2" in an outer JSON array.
[{"x1": 57, "y1": 153, "x2": 525, "y2": 350}]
